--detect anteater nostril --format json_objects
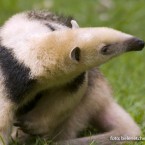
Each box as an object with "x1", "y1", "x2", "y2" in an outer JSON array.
[
  {"x1": 134, "y1": 38, "x2": 145, "y2": 51},
  {"x1": 137, "y1": 39, "x2": 145, "y2": 48},
  {"x1": 126, "y1": 38, "x2": 145, "y2": 51}
]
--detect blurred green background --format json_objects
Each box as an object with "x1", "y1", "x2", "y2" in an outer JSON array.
[{"x1": 1, "y1": 0, "x2": 145, "y2": 145}]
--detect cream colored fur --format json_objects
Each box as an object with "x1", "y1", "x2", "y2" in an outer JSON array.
[{"x1": 0, "y1": 12, "x2": 142, "y2": 145}]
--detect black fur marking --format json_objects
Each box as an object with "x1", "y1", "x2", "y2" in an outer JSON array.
[
  {"x1": 16, "y1": 93, "x2": 42, "y2": 116},
  {"x1": 27, "y1": 11, "x2": 73, "y2": 28},
  {"x1": 0, "y1": 45, "x2": 36, "y2": 103},
  {"x1": 45, "y1": 23, "x2": 55, "y2": 31},
  {"x1": 65, "y1": 72, "x2": 86, "y2": 92}
]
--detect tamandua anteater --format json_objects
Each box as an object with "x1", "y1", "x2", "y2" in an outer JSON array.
[{"x1": 0, "y1": 11, "x2": 144, "y2": 145}]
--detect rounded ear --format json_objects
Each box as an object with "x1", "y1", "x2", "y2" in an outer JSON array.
[
  {"x1": 71, "y1": 20, "x2": 79, "y2": 29},
  {"x1": 70, "y1": 47, "x2": 80, "y2": 62}
]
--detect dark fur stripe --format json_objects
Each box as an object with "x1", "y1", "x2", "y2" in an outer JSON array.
[
  {"x1": 65, "y1": 72, "x2": 86, "y2": 92},
  {"x1": 16, "y1": 92, "x2": 42, "y2": 116},
  {"x1": 45, "y1": 23, "x2": 55, "y2": 31},
  {"x1": 0, "y1": 45, "x2": 36, "y2": 103},
  {"x1": 27, "y1": 11, "x2": 73, "y2": 28}
]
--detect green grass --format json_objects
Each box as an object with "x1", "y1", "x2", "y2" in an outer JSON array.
[{"x1": 1, "y1": 0, "x2": 145, "y2": 145}]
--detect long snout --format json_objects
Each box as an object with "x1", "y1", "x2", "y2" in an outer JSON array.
[{"x1": 125, "y1": 37, "x2": 145, "y2": 51}]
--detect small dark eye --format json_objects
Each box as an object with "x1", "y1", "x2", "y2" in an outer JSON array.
[{"x1": 101, "y1": 45, "x2": 111, "y2": 54}]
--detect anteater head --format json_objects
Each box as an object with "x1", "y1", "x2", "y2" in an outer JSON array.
[
  {"x1": 39, "y1": 27, "x2": 144, "y2": 75},
  {"x1": 0, "y1": 13, "x2": 144, "y2": 85}
]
